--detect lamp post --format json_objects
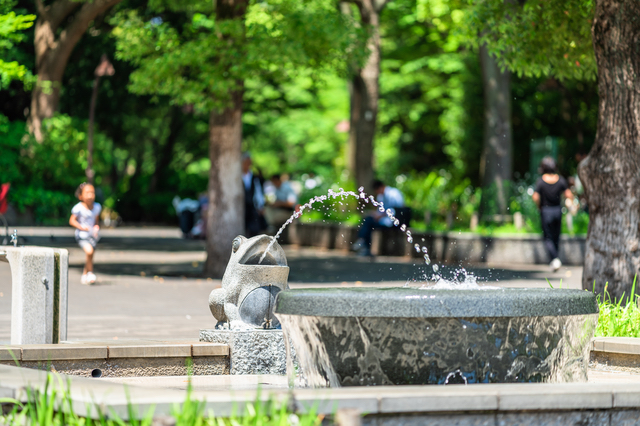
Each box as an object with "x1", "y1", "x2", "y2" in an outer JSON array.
[{"x1": 86, "y1": 54, "x2": 115, "y2": 184}]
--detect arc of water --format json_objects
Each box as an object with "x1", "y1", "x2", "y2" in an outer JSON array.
[{"x1": 259, "y1": 186, "x2": 433, "y2": 266}]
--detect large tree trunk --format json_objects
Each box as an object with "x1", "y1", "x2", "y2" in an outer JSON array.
[
  {"x1": 479, "y1": 44, "x2": 513, "y2": 216},
  {"x1": 579, "y1": 0, "x2": 640, "y2": 299},
  {"x1": 30, "y1": 0, "x2": 122, "y2": 141},
  {"x1": 204, "y1": 0, "x2": 248, "y2": 278},
  {"x1": 348, "y1": 0, "x2": 385, "y2": 190},
  {"x1": 204, "y1": 90, "x2": 245, "y2": 278}
]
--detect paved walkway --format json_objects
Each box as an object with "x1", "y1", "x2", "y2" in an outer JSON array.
[{"x1": 0, "y1": 226, "x2": 582, "y2": 343}]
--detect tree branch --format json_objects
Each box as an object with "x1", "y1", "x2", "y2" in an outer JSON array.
[
  {"x1": 373, "y1": 0, "x2": 389, "y2": 13},
  {"x1": 35, "y1": 0, "x2": 49, "y2": 21},
  {"x1": 48, "y1": 0, "x2": 82, "y2": 32},
  {"x1": 54, "y1": 0, "x2": 123, "y2": 76}
]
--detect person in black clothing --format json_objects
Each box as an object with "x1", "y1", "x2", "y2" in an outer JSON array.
[
  {"x1": 532, "y1": 156, "x2": 574, "y2": 272},
  {"x1": 241, "y1": 153, "x2": 266, "y2": 237}
]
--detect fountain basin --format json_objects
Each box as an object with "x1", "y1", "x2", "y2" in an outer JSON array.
[{"x1": 275, "y1": 287, "x2": 598, "y2": 386}]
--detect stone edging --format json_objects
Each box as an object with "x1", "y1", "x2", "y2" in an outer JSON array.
[
  {"x1": 591, "y1": 337, "x2": 640, "y2": 375},
  {"x1": 0, "y1": 341, "x2": 230, "y2": 378},
  {"x1": 0, "y1": 341, "x2": 228, "y2": 361},
  {"x1": 2, "y1": 364, "x2": 640, "y2": 424}
]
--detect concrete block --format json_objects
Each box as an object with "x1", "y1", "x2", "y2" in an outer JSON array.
[
  {"x1": 191, "y1": 343, "x2": 229, "y2": 357},
  {"x1": 200, "y1": 329, "x2": 288, "y2": 375},
  {"x1": 603, "y1": 337, "x2": 640, "y2": 355},
  {"x1": 613, "y1": 384, "x2": 640, "y2": 408},
  {"x1": 294, "y1": 388, "x2": 379, "y2": 415},
  {"x1": 0, "y1": 346, "x2": 21, "y2": 362},
  {"x1": 1, "y1": 246, "x2": 68, "y2": 344},
  {"x1": 379, "y1": 386, "x2": 498, "y2": 413},
  {"x1": 592, "y1": 338, "x2": 605, "y2": 352},
  {"x1": 497, "y1": 411, "x2": 608, "y2": 426},
  {"x1": 497, "y1": 384, "x2": 612, "y2": 411},
  {"x1": 611, "y1": 410, "x2": 640, "y2": 426},
  {"x1": 369, "y1": 414, "x2": 496, "y2": 426},
  {"x1": 21, "y1": 344, "x2": 107, "y2": 361},
  {"x1": 107, "y1": 344, "x2": 191, "y2": 359}
]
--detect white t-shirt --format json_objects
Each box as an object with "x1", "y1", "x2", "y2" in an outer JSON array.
[{"x1": 71, "y1": 202, "x2": 102, "y2": 239}]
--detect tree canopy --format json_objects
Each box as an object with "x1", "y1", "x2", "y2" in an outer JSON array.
[
  {"x1": 465, "y1": 0, "x2": 596, "y2": 81},
  {"x1": 112, "y1": 0, "x2": 366, "y2": 112},
  {"x1": 0, "y1": 0, "x2": 34, "y2": 88}
]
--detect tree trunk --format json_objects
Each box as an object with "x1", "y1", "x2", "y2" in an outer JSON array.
[
  {"x1": 479, "y1": 44, "x2": 513, "y2": 217},
  {"x1": 204, "y1": 0, "x2": 248, "y2": 278},
  {"x1": 579, "y1": 0, "x2": 640, "y2": 299},
  {"x1": 30, "y1": 0, "x2": 122, "y2": 141},
  {"x1": 204, "y1": 90, "x2": 245, "y2": 278},
  {"x1": 348, "y1": 0, "x2": 383, "y2": 190}
]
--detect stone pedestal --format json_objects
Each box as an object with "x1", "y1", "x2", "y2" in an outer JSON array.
[
  {"x1": 200, "y1": 329, "x2": 289, "y2": 375},
  {"x1": 1, "y1": 246, "x2": 69, "y2": 344}
]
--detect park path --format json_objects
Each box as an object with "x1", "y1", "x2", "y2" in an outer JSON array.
[{"x1": 0, "y1": 226, "x2": 581, "y2": 343}]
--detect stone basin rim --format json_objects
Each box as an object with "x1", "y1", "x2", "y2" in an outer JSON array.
[{"x1": 274, "y1": 287, "x2": 599, "y2": 318}]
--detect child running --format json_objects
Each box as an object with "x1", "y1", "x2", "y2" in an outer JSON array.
[{"x1": 69, "y1": 182, "x2": 101, "y2": 285}]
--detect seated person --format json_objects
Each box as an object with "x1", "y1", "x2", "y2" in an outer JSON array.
[
  {"x1": 264, "y1": 174, "x2": 298, "y2": 233},
  {"x1": 352, "y1": 179, "x2": 405, "y2": 256}
]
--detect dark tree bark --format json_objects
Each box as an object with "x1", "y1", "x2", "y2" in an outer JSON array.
[
  {"x1": 204, "y1": 0, "x2": 248, "y2": 278},
  {"x1": 347, "y1": 0, "x2": 387, "y2": 190},
  {"x1": 479, "y1": 44, "x2": 513, "y2": 216},
  {"x1": 205, "y1": 89, "x2": 244, "y2": 278},
  {"x1": 31, "y1": 0, "x2": 122, "y2": 141},
  {"x1": 579, "y1": 0, "x2": 640, "y2": 299}
]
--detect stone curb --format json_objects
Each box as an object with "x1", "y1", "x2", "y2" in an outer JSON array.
[
  {"x1": 2, "y1": 364, "x2": 640, "y2": 421},
  {"x1": 592, "y1": 337, "x2": 640, "y2": 355},
  {"x1": 0, "y1": 341, "x2": 228, "y2": 361}
]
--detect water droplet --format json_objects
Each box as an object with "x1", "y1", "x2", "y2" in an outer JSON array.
[
  {"x1": 358, "y1": 186, "x2": 364, "y2": 193},
  {"x1": 400, "y1": 224, "x2": 407, "y2": 232},
  {"x1": 414, "y1": 244, "x2": 420, "y2": 253},
  {"x1": 378, "y1": 206, "x2": 385, "y2": 212},
  {"x1": 422, "y1": 247, "x2": 428, "y2": 253},
  {"x1": 393, "y1": 219, "x2": 399, "y2": 226},
  {"x1": 433, "y1": 264, "x2": 439, "y2": 272},
  {"x1": 407, "y1": 236, "x2": 413, "y2": 243},
  {"x1": 386, "y1": 209, "x2": 393, "y2": 215},
  {"x1": 423, "y1": 254, "x2": 430, "y2": 263}
]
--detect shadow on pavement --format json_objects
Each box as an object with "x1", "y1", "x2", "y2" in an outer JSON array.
[
  {"x1": 80, "y1": 254, "x2": 550, "y2": 285},
  {"x1": 16, "y1": 236, "x2": 206, "y2": 252}
]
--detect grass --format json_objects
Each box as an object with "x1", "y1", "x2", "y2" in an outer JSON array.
[
  {"x1": 0, "y1": 373, "x2": 325, "y2": 426},
  {"x1": 594, "y1": 275, "x2": 640, "y2": 338}
]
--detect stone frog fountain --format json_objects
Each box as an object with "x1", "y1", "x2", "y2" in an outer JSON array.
[{"x1": 209, "y1": 234, "x2": 289, "y2": 329}]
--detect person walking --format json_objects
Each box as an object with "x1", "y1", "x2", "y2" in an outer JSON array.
[
  {"x1": 69, "y1": 182, "x2": 101, "y2": 284},
  {"x1": 532, "y1": 157, "x2": 574, "y2": 272}
]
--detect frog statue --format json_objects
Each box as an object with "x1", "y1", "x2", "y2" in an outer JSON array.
[{"x1": 208, "y1": 235, "x2": 289, "y2": 329}]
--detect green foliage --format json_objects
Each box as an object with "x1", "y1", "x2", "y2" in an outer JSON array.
[
  {"x1": 0, "y1": 114, "x2": 118, "y2": 224},
  {"x1": 0, "y1": 373, "x2": 325, "y2": 426},
  {"x1": 0, "y1": 0, "x2": 35, "y2": 88},
  {"x1": 464, "y1": 0, "x2": 596, "y2": 81},
  {"x1": 395, "y1": 170, "x2": 477, "y2": 223},
  {"x1": 112, "y1": 0, "x2": 366, "y2": 113},
  {"x1": 595, "y1": 276, "x2": 640, "y2": 338},
  {"x1": 378, "y1": 0, "x2": 482, "y2": 179},
  {"x1": 244, "y1": 73, "x2": 349, "y2": 179}
]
